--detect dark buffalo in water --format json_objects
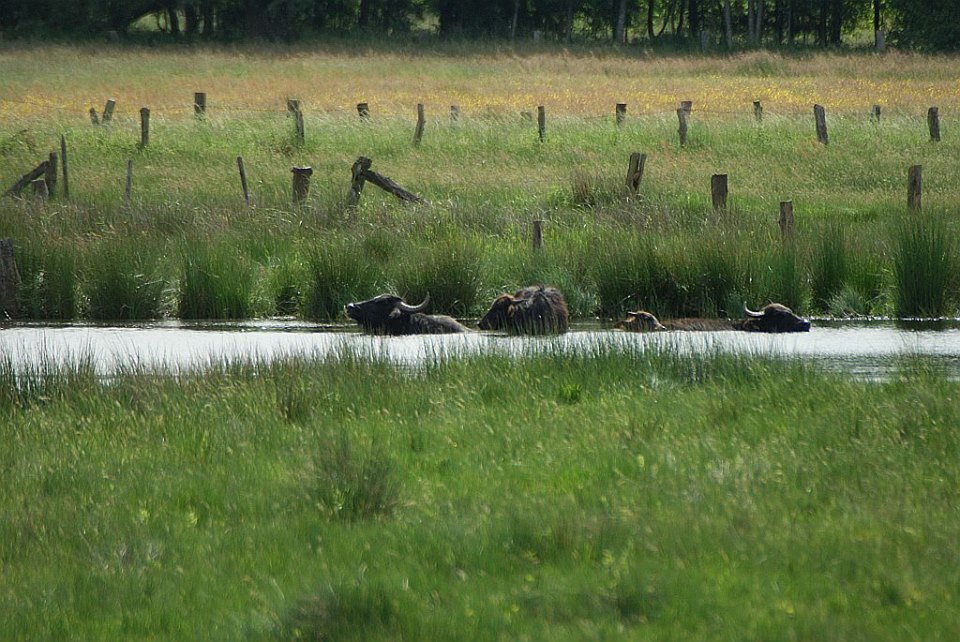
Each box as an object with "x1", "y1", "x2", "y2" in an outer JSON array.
[
  {"x1": 345, "y1": 293, "x2": 469, "y2": 335},
  {"x1": 478, "y1": 285, "x2": 569, "y2": 334},
  {"x1": 740, "y1": 303, "x2": 811, "y2": 333},
  {"x1": 616, "y1": 303, "x2": 810, "y2": 334}
]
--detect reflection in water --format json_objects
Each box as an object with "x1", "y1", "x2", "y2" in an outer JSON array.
[{"x1": 2, "y1": 319, "x2": 960, "y2": 379}]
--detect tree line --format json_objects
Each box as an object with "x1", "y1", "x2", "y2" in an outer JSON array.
[{"x1": 1, "y1": 1, "x2": 957, "y2": 51}]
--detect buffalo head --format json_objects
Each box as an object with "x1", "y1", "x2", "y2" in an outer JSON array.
[
  {"x1": 741, "y1": 303, "x2": 811, "y2": 333},
  {"x1": 616, "y1": 310, "x2": 666, "y2": 332},
  {"x1": 478, "y1": 285, "x2": 569, "y2": 334},
  {"x1": 345, "y1": 293, "x2": 469, "y2": 335}
]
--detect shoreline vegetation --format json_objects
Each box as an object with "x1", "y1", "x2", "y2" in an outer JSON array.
[
  {"x1": 1, "y1": 347, "x2": 958, "y2": 639},
  {"x1": 2, "y1": 46, "x2": 959, "y2": 323}
]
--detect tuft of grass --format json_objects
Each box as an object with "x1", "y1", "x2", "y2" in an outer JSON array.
[
  {"x1": 309, "y1": 433, "x2": 400, "y2": 522},
  {"x1": 811, "y1": 221, "x2": 847, "y2": 312},
  {"x1": 177, "y1": 240, "x2": 254, "y2": 319},
  {"x1": 85, "y1": 241, "x2": 167, "y2": 320},
  {"x1": 302, "y1": 236, "x2": 380, "y2": 321},
  {"x1": 893, "y1": 214, "x2": 953, "y2": 317},
  {"x1": 15, "y1": 241, "x2": 78, "y2": 320},
  {"x1": 390, "y1": 231, "x2": 482, "y2": 317}
]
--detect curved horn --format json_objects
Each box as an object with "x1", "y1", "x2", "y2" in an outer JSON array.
[
  {"x1": 397, "y1": 294, "x2": 430, "y2": 313},
  {"x1": 744, "y1": 305, "x2": 764, "y2": 318}
]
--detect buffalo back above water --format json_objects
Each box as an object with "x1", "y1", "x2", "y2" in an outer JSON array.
[
  {"x1": 740, "y1": 303, "x2": 811, "y2": 333},
  {"x1": 345, "y1": 293, "x2": 468, "y2": 335},
  {"x1": 478, "y1": 285, "x2": 569, "y2": 334}
]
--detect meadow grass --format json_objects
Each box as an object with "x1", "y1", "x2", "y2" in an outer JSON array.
[
  {"x1": 2, "y1": 44, "x2": 960, "y2": 321},
  {"x1": 0, "y1": 347, "x2": 957, "y2": 640}
]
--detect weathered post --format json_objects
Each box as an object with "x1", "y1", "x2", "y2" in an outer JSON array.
[
  {"x1": 753, "y1": 100, "x2": 763, "y2": 123},
  {"x1": 348, "y1": 156, "x2": 372, "y2": 206},
  {"x1": 0, "y1": 238, "x2": 20, "y2": 319},
  {"x1": 236, "y1": 156, "x2": 250, "y2": 205},
  {"x1": 44, "y1": 151, "x2": 58, "y2": 198},
  {"x1": 450, "y1": 105, "x2": 460, "y2": 123},
  {"x1": 194, "y1": 92, "x2": 207, "y2": 119},
  {"x1": 537, "y1": 105, "x2": 546, "y2": 143},
  {"x1": 286, "y1": 99, "x2": 304, "y2": 144},
  {"x1": 287, "y1": 98, "x2": 300, "y2": 116},
  {"x1": 711, "y1": 174, "x2": 728, "y2": 210},
  {"x1": 2, "y1": 161, "x2": 49, "y2": 198},
  {"x1": 779, "y1": 201, "x2": 795, "y2": 239},
  {"x1": 677, "y1": 108, "x2": 688, "y2": 147},
  {"x1": 60, "y1": 135, "x2": 69, "y2": 198},
  {"x1": 89, "y1": 108, "x2": 100, "y2": 125},
  {"x1": 139, "y1": 107, "x2": 150, "y2": 148},
  {"x1": 616, "y1": 103, "x2": 627, "y2": 128},
  {"x1": 102, "y1": 99, "x2": 116, "y2": 123},
  {"x1": 625, "y1": 152, "x2": 647, "y2": 199},
  {"x1": 927, "y1": 107, "x2": 941, "y2": 142},
  {"x1": 871, "y1": 105, "x2": 881, "y2": 123},
  {"x1": 413, "y1": 103, "x2": 426, "y2": 147},
  {"x1": 680, "y1": 100, "x2": 693, "y2": 115},
  {"x1": 908, "y1": 165, "x2": 922, "y2": 212},
  {"x1": 814, "y1": 104, "x2": 829, "y2": 144},
  {"x1": 357, "y1": 102, "x2": 369, "y2": 120},
  {"x1": 31, "y1": 179, "x2": 48, "y2": 200},
  {"x1": 124, "y1": 159, "x2": 133, "y2": 209},
  {"x1": 532, "y1": 219, "x2": 543, "y2": 251},
  {"x1": 292, "y1": 166, "x2": 313, "y2": 204}
]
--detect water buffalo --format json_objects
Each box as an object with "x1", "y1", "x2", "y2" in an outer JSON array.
[
  {"x1": 478, "y1": 285, "x2": 569, "y2": 334},
  {"x1": 616, "y1": 303, "x2": 810, "y2": 333},
  {"x1": 345, "y1": 293, "x2": 469, "y2": 335},
  {"x1": 740, "y1": 303, "x2": 811, "y2": 333}
]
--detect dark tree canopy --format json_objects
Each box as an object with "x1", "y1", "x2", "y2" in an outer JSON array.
[{"x1": 0, "y1": 0, "x2": 956, "y2": 52}]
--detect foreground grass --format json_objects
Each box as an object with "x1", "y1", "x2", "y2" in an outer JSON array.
[{"x1": 1, "y1": 347, "x2": 957, "y2": 640}]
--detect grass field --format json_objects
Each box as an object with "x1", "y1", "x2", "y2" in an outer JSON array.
[
  {"x1": 1, "y1": 347, "x2": 959, "y2": 641},
  {"x1": 1, "y1": 43, "x2": 960, "y2": 321}
]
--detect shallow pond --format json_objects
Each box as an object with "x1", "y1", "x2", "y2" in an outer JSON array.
[{"x1": 4, "y1": 318, "x2": 960, "y2": 380}]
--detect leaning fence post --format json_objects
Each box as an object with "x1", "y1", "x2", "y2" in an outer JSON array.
[
  {"x1": 45, "y1": 151, "x2": 58, "y2": 198},
  {"x1": 89, "y1": 108, "x2": 100, "y2": 125},
  {"x1": 60, "y1": 135, "x2": 69, "y2": 198},
  {"x1": 413, "y1": 103, "x2": 426, "y2": 147},
  {"x1": 908, "y1": 165, "x2": 922, "y2": 212},
  {"x1": 237, "y1": 156, "x2": 250, "y2": 205},
  {"x1": 779, "y1": 201, "x2": 794, "y2": 239},
  {"x1": 814, "y1": 104, "x2": 828, "y2": 144},
  {"x1": 348, "y1": 156, "x2": 372, "y2": 206},
  {"x1": 194, "y1": 92, "x2": 207, "y2": 119},
  {"x1": 139, "y1": 107, "x2": 150, "y2": 148},
  {"x1": 537, "y1": 105, "x2": 546, "y2": 143},
  {"x1": 616, "y1": 103, "x2": 627, "y2": 128},
  {"x1": 711, "y1": 174, "x2": 728, "y2": 210},
  {"x1": 292, "y1": 166, "x2": 313, "y2": 204},
  {"x1": 625, "y1": 152, "x2": 647, "y2": 198},
  {"x1": 124, "y1": 159, "x2": 133, "y2": 209},
  {"x1": 532, "y1": 219, "x2": 543, "y2": 251},
  {"x1": 102, "y1": 99, "x2": 116, "y2": 123},
  {"x1": 286, "y1": 99, "x2": 304, "y2": 144},
  {"x1": 927, "y1": 107, "x2": 941, "y2": 142}
]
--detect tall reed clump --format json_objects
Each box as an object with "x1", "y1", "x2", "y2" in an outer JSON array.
[
  {"x1": 893, "y1": 214, "x2": 953, "y2": 317},
  {"x1": 85, "y1": 241, "x2": 167, "y2": 320},
  {"x1": 811, "y1": 221, "x2": 847, "y2": 313},
  {"x1": 14, "y1": 241, "x2": 78, "y2": 320},
  {"x1": 389, "y1": 232, "x2": 482, "y2": 317},
  {"x1": 302, "y1": 236, "x2": 380, "y2": 321},
  {"x1": 308, "y1": 431, "x2": 400, "y2": 522},
  {"x1": 177, "y1": 240, "x2": 254, "y2": 319}
]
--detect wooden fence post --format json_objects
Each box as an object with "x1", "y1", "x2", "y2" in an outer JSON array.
[
  {"x1": 2, "y1": 161, "x2": 49, "y2": 198},
  {"x1": 814, "y1": 104, "x2": 828, "y2": 144},
  {"x1": 871, "y1": 105, "x2": 881, "y2": 123},
  {"x1": 102, "y1": 99, "x2": 116, "y2": 123},
  {"x1": 537, "y1": 105, "x2": 546, "y2": 142},
  {"x1": 450, "y1": 105, "x2": 460, "y2": 122},
  {"x1": 31, "y1": 179, "x2": 48, "y2": 200},
  {"x1": 237, "y1": 156, "x2": 250, "y2": 205},
  {"x1": 711, "y1": 174, "x2": 728, "y2": 210},
  {"x1": 194, "y1": 92, "x2": 206, "y2": 119},
  {"x1": 45, "y1": 151, "x2": 58, "y2": 198},
  {"x1": 60, "y1": 135, "x2": 69, "y2": 198},
  {"x1": 532, "y1": 219, "x2": 543, "y2": 251},
  {"x1": 0, "y1": 238, "x2": 20, "y2": 319},
  {"x1": 292, "y1": 166, "x2": 313, "y2": 204},
  {"x1": 139, "y1": 107, "x2": 150, "y2": 148},
  {"x1": 625, "y1": 152, "x2": 647, "y2": 198},
  {"x1": 89, "y1": 108, "x2": 100, "y2": 125},
  {"x1": 357, "y1": 102, "x2": 369, "y2": 120},
  {"x1": 413, "y1": 103, "x2": 425, "y2": 147},
  {"x1": 348, "y1": 156, "x2": 372, "y2": 206},
  {"x1": 753, "y1": 100, "x2": 763, "y2": 123},
  {"x1": 677, "y1": 108, "x2": 688, "y2": 147},
  {"x1": 927, "y1": 107, "x2": 941, "y2": 142},
  {"x1": 616, "y1": 103, "x2": 627, "y2": 128},
  {"x1": 908, "y1": 165, "x2": 922, "y2": 212},
  {"x1": 286, "y1": 99, "x2": 304, "y2": 144},
  {"x1": 779, "y1": 201, "x2": 794, "y2": 239},
  {"x1": 680, "y1": 100, "x2": 693, "y2": 115},
  {"x1": 124, "y1": 159, "x2": 133, "y2": 209}
]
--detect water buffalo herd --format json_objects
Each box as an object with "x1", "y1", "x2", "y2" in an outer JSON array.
[{"x1": 346, "y1": 287, "x2": 811, "y2": 336}]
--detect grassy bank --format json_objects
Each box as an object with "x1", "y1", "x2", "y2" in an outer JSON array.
[
  {"x1": 1, "y1": 45, "x2": 960, "y2": 321},
  {"x1": 1, "y1": 347, "x2": 958, "y2": 640}
]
